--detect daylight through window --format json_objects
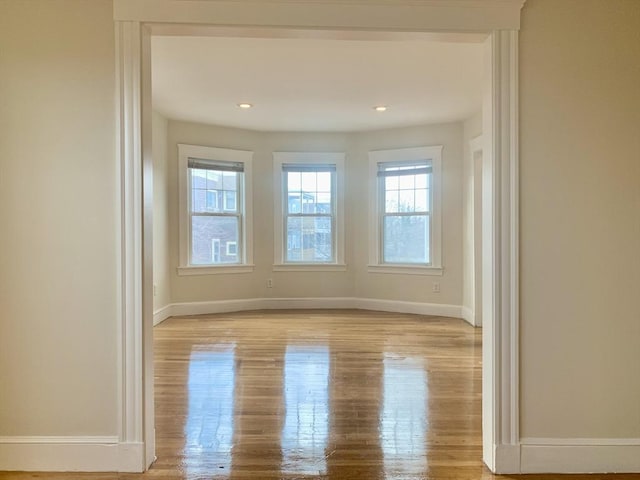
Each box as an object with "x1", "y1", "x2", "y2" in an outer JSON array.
[
  {"x1": 283, "y1": 164, "x2": 335, "y2": 263},
  {"x1": 178, "y1": 144, "x2": 253, "y2": 274},
  {"x1": 368, "y1": 146, "x2": 442, "y2": 274},
  {"x1": 189, "y1": 158, "x2": 242, "y2": 265},
  {"x1": 273, "y1": 152, "x2": 345, "y2": 270},
  {"x1": 379, "y1": 161, "x2": 431, "y2": 264}
]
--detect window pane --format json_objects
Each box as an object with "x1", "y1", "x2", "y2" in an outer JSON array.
[
  {"x1": 398, "y1": 189, "x2": 415, "y2": 212},
  {"x1": 415, "y1": 188, "x2": 429, "y2": 212},
  {"x1": 383, "y1": 215, "x2": 429, "y2": 264},
  {"x1": 316, "y1": 192, "x2": 331, "y2": 214},
  {"x1": 206, "y1": 170, "x2": 221, "y2": 190},
  {"x1": 224, "y1": 191, "x2": 237, "y2": 212},
  {"x1": 288, "y1": 193, "x2": 302, "y2": 214},
  {"x1": 286, "y1": 216, "x2": 332, "y2": 262},
  {"x1": 398, "y1": 174, "x2": 414, "y2": 190},
  {"x1": 385, "y1": 175, "x2": 398, "y2": 190},
  {"x1": 301, "y1": 172, "x2": 316, "y2": 192},
  {"x1": 192, "y1": 169, "x2": 223, "y2": 213},
  {"x1": 222, "y1": 172, "x2": 237, "y2": 191},
  {"x1": 301, "y1": 193, "x2": 316, "y2": 213},
  {"x1": 415, "y1": 173, "x2": 428, "y2": 189},
  {"x1": 206, "y1": 190, "x2": 219, "y2": 212},
  {"x1": 191, "y1": 216, "x2": 239, "y2": 265},
  {"x1": 192, "y1": 188, "x2": 205, "y2": 213},
  {"x1": 316, "y1": 172, "x2": 331, "y2": 192},
  {"x1": 385, "y1": 189, "x2": 399, "y2": 213},
  {"x1": 288, "y1": 172, "x2": 301, "y2": 191}
]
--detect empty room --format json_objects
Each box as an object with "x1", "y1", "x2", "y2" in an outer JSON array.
[
  {"x1": 0, "y1": 0, "x2": 638, "y2": 478},
  {"x1": 149, "y1": 31, "x2": 485, "y2": 478}
]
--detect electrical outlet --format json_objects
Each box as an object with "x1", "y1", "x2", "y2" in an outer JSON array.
[
  {"x1": 267, "y1": 278, "x2": 273, "y2": 288},
  {"x1": 432, "y1": 282, "x2": 440, "y2": 293}
]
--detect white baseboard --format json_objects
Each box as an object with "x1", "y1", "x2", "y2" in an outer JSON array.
[
  {"x1": 493, "y1": 443, "x2": 521, "y2": 474},
  {"x1": 354, "y1": 298, "x2": 461, "y2": 318},
  {"x1": 0, "y1": 437, "x2": 145, "y2": 472},
  {"x1": 460, "y1": 306, "x2": 475, "y2": 326},
  {"x1": 488, "y1": 439, "x2": 640, "y2": 474},
  {"x1": 153, "y1": 304, "x2": 172, "y2": 326},
  {"x1": 160, "y1": 297, "x2": 463, "y2": 320}
]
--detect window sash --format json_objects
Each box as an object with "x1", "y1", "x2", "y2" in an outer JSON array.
[
  {"x1": 284, "y1": 214, "x2": 335, "y2": 263},
  {"x1": 283, "y1": 167, "x2": 336, "y2": 263},
  {"x1": 188, "y1": 166, "x2": 244, "y2": 265},
  {"x1": 378, "y1": 164, "x2": 433, "y2": 266}
]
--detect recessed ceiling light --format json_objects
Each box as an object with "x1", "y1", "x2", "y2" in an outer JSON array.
[
  {"x1": 374, "y1": 105, "x2": 388, "y2": 112},
  {"x1": 237, "y1": 103, "x2": 253, "y2": 109}
]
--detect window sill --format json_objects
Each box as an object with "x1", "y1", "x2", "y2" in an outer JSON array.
[
  {"x1": 367, "y1": 264, "x2": 443, "y2": 276},
  {"x1": 177, "y1": 264, "x2": 255, "y2": 276},
  {"x1": 272, "y1": 263, "x2": 347, "y2": 272}
]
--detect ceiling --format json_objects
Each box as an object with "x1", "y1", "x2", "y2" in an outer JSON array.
[{"x1": 151, "y1": 35, "x2": 484, "y2": 133}]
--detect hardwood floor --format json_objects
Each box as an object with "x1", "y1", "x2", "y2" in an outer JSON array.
[{"x1": 1, "y1": 309, "x2": 639, "y2": 480}]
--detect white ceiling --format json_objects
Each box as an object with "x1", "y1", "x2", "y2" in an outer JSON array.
[{"x1": 151, "y1": 35, "x2": 484, "y2": 133}]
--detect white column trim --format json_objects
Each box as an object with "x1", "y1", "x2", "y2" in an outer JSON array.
[
  {"x1": 482, "y1": 29, "x2": 520, "y2": 474},
  {"x1": 115, "y1": 20, "x2": 146, "y2": 473}
]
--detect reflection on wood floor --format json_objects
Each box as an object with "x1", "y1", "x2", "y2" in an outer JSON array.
[
  {"x1": 2, "y1": 309, "x2": 640, "y2": 480},
  {"x1": 154, "y1": 310, "x2": 482, "y2": 480}
]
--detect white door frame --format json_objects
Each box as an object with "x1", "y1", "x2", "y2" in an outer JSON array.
[
  {"x1": 469, "y1": 134, "x2": 484, "y2": 328},
  {"x1": 114, "y1": 0, "x2": 524, "y2": 474}
]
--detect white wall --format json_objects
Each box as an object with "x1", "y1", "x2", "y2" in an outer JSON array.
[
  {"x1": 519, "y1": 0, "x2": 640, "y2": 440},
  {"x1": 0, "y1": 0, "x2": 118, "y2": 436},
  {"x1": 462, "y1": 112, "x2": 482, "y2": 325},
  {"x1": 152, "y1": 111, "x2": 171, "y2": 313},
  {"x1": 164, "y1": 119, "x2": 465, "y2": 308}
]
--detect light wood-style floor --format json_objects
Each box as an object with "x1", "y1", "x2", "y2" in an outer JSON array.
[{"x1": 2, "y1": 310, "x2": 639, "y2": 480}]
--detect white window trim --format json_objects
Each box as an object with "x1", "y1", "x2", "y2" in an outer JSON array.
[
  {"x1": 368, "y1": 145, "x2": 443, "y2": 275},
  {"x1": 178, "y1": 144, "x2": 254, "y2": 276},
  {"x1": 273, "y1": 152, "x2": 346, "y2": 271}
]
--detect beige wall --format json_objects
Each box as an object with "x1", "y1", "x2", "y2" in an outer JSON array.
[
  {"x1": 0, "y1": 0, "x2": 118, "y2": 436},
  {"x1": 152, "y1": 111, "x2": 171, "y2": 312},
  {"x1": 2, "y1": 0, "x2": 639, "y2": 461},
  {"x1": 165, "y1": 120, "x2": 464, "y2": 305},
  {"x1": 352, "y1": 123, "x2": 464, "y2": 305},
  {"x1": 519, "y1": 0, "x2": 640, "y2": 439}
]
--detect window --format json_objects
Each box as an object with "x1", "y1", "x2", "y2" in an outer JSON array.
[
  {"x1": 273, "y1": 152, "x2": 346, "y2": 271},
  {"x1": 226, "y1": 241, "x2": 237, "y2": 256},
  {"x1": 178, "y1": 144, "x2": 253, "y2": 275},
  {"x1": 368, "y1": 146, "x2": 442, "y2": 275}
]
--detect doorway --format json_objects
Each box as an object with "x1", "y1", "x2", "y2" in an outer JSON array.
[{"x1": 114, "y1": 3, "x2": 520, "y2": 473}]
